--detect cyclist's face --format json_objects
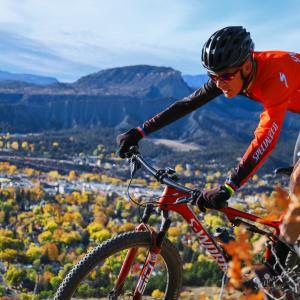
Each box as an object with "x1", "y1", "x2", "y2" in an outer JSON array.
[{"x1": 211, "y1": 61, "x2": 249, "y2": 99}]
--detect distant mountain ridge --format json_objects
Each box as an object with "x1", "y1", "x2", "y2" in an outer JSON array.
[
  {"x1": 0, "y1": 70, "x2": 58, "y2": 86},
  {"x1": 183, "y1": 74, "x2": 209, "y2": 89},
  {"x1": 0, "y1": 64, "x2": 298, "y2": 167},
  {"x1": 0, "y1": 65, "x2": 192, "y2": 132},
  {"x1": 74, "y1": 65, "x2": 192, "y2": 99}
]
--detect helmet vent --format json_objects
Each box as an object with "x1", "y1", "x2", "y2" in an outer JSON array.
[
  {"x1": 201, "y1": 26, "x2": 254, "y2": 72},
  {"x1": 220, "y1": 39, "x2": 227, "y2": 49},
  {"x1": 211, "y1": 38, "x2": 217, "y2": 50}
]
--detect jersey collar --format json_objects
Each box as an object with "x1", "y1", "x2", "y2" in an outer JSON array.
[{"x1": 242, "y1": 56, "x2": 257, "y2": 95}]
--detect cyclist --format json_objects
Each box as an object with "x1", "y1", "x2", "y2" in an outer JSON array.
[{"x1": 117, "y1": 26, "x2": 300, "y2": 281}]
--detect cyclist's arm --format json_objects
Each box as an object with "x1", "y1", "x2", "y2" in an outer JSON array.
[
  {"x1": 228, "y1": 105, "x2": 286, "y2": 188},
  {"x1": 227, "y1": 74, "x2": 288, "y2": 189},
  {"x1": 141, "y1": 79, "x2": 222, "y2": 134},
  {"x1": 229, "y1": 66, "x2": 289, "y2": 189}
]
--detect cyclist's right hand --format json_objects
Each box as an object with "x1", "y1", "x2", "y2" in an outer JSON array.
[
  {"x1": 116, "y1": 128, "x2": 144, "y2": 158},
  {"x1": 192, "y1": 186, "x2": 230, "y2": 212}
]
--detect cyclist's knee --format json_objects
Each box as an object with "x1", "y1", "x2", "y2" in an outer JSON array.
[
  {"x1": 281, "y1": 161, "x2": 300, "y2": 243},
  {"x1": 290, "y1": 160, "x2": 300, "y2": 197}
]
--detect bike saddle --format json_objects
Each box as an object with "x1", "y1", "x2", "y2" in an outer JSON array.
[{"x1": 273, "y1": 166, "x2": 294, "y2": 176}]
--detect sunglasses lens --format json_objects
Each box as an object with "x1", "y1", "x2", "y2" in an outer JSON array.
[
  {"x1": 221, "y1": 73, "x2": 233, "y2": 81},
  {"x1": 208, "y1": 67, "x2": 240, "y2": 82}
]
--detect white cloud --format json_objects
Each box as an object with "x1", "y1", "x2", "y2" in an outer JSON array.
[{"x1": 0, "y1": 0, "x2": 299, "y2": 80}]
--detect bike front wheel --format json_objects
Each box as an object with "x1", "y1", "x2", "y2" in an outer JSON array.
[{"x1": 53, "y1": 231, "x2": 182, "y2": 300}]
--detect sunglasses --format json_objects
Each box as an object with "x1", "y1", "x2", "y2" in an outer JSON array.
[{"x1": 208, "y1": 68, "x2": 241, "y2": 82}]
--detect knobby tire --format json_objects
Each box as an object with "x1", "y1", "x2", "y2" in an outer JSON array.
[{"x1": 53, "y1": 231, "x2": 182, "y2": 300}]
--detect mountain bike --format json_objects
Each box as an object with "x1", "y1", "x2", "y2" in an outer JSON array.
[{"x1": 53, "y1": 147, "x2": 300, "y2": 300}]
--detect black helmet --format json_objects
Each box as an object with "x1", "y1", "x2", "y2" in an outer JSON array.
[{"x1": 202, "y1": 26, "x2": 254, "y2": 73}]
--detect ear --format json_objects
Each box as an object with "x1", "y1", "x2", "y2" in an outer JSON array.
[{"x1": 243, "y1": 59, "x2": 252, "y2": 76}]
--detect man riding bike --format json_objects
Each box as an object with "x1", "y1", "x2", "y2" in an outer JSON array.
[{"x1": 117, "y1": 26, "x2": 300, "y2": 284}]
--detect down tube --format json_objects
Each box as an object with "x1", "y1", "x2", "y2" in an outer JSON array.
[{"x1": 182, "y1": 206, "x2": 228, "y2": 272}]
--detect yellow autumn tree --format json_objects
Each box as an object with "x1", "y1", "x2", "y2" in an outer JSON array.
[
  {"x1": 62, "y1": 211, "x2": 83, "y2": 224},
  {"x1": 26, "y1": 243, "x2": 43, "y2": 260},
  {"x1": 23, "y1": 168, "x2": 35, "y2": 176},
  {"x1": 118, "y1": 222, "x2": 135, "y2": 232},
  {"x1": 90, "y1": 229, "x2": 111, "y2": 242},
  {"x1": 204, "y1": 214, "x2": 225, "y2": 228},
  {"x1": 11, "y1": 141, "x2": 19, "y2": 151},
  {"x1": 29, "y1": 143, "x2": 35, "y2": 152},
  {"x1": 59, "y1": 231, "x2": 81, "y2": 244},
  {"x1": 30, "y1": 186, "x2": 45, "y2": 201},
  {"x1": 151, "y1": 290, "x2": 164, "y2": 298},
  {"x1": 38, "y1": 231, "x2": 53, "y2": 244},
  {"x1": 43, "y1": 243, "x2": 59, "y2": 261},
  {"x1": 0, "y1": 211, "x2": 5, "y2": 223},
  {"x1": 45, "y1": 220, "x2": 58, "y2": 232},
  {"x1": 175, "y1": 164, "x2": 184, "y2": 173},
  {"x1": 87, "y1": 222, "x2": 103, "y2": 235},
  {"x1": 48, "y1": 170, "x2": 60, "y2": 180},
  {"x1": 8, "y1": 165, "x2": 17, "y2": 175},
  {"x1": 0, "y1": 248, "x2": 18, "y2": 262},
  {"x1": 93, "y1": 207, "x2": 108, "y2": 226},
  {"x1": 195, "y1": 170, "x2": 201, "y2": 176},
  {"x1": 21, "y1": 141, "x2": 28, "y2": 150},
  {"x1": 68, "y1": 170, "x2": 77, "y2": 181}
]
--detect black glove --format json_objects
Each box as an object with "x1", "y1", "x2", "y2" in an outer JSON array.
[
  {"x1": 192, "y1": 185, "x2": 230, "y2": 212},
  {"x1": 116, "y1": 128, "x2": 144, "y2": 158}
]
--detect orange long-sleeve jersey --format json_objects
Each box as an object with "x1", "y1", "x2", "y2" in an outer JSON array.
[
  {"x1": 141, "y1": 51, "x2": 300, "y2": 190},
  {"x1": 229, "y1": 51, "x2": 300, "y2": 188}
]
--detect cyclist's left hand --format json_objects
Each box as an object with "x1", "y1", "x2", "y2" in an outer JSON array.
[{"x1": 193, "y1": 186, "x2": 230, "y2": 212}]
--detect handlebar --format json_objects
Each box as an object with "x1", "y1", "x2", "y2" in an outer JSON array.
[{"x1": 127, "y1": 146, "x2": 194, "y2": 195}]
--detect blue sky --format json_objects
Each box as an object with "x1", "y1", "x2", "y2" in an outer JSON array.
[{"x1": 0, "y1": 0, "x2": 300, "y2": 82}]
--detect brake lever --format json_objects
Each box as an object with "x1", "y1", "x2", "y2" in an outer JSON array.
[{"x1": 129, "y1": 156, "x2": 141, "y2": 177}]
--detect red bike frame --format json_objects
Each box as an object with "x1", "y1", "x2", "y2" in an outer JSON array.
[{"x1": 115, "y1": 184, "x2": 282, "y2": 299}]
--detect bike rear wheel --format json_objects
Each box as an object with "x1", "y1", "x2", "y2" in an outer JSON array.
[
  {"x1": 262, "y1": 240, "x2": 300, "y2": 300},
  {"x1": 281, "y1": 240, "x2": 300, "y2": 300},
  {"x1": 53, "y1": 231, "x2": 182, "y2": 299}
]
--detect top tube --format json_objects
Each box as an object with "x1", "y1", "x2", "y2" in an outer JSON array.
[{"x1": 129, "y1": 148, "x2": 282, "y2": 229}]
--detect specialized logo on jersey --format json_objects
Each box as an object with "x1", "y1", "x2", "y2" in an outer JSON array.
[
  {"x1": 252, "y1": 122, "x2": 279, "y2": 162},
  {"x1": 289, "y1": 52, "x2": 300, "y2": 63},
  {"x1": 279, "y1": 72, "x2": 288, "y2": 88}
]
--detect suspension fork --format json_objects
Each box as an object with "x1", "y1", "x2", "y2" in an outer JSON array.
[
  {"x1": 112, "y1": 204, "x2": 154, "y2": 294},
  {"x1": 133, "y1": 210, "x2": 171, "y2": 299},
  {"x1": 112, "y1": 205, "x2": 171, "y2": 299}
]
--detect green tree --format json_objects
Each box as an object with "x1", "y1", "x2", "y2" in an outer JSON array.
[{"x1": 4, "y1": 266, "x2": 27, "y2": 289}]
